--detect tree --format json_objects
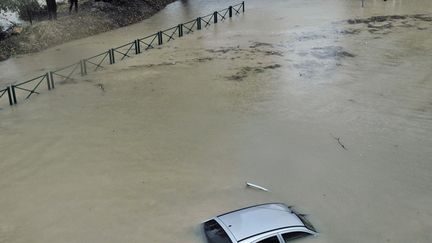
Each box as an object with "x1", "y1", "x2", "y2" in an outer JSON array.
[
  {"x1": 0, "y1": 0, "x2": 42, "y2": 24},
  {"x1": 0, "y1": 0, "x2": 56, "y2": 22},
  {"x1": 46, "y1": 0, "x2": 57, "y2": 20},
  {"x1": 0, "y1": 0, "x2": 34, "y2": 12}
]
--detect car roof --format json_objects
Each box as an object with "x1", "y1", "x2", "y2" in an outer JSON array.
[{"x1": 216, "y1": 203, "x2": 306, "y2": 242}]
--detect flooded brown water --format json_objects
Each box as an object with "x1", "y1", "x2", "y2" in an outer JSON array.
[{"x1": 1, "y1": 0, "x2": 432, "y2": 243}]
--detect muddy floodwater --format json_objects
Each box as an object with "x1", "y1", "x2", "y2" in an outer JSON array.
[{"x1": 1, "y1": 0, "x2": 432, "y2": 242}]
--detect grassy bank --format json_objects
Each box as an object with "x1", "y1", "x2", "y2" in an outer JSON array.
[{"x1": 0, "y1": 0, "x2": 176, "y2": 61}]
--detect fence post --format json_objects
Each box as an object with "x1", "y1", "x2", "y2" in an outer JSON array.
[
  {"x1": 80, "y1": 60, "x2": 85, "y2": 76},
  {"x1": 197, "y1": 17, "x2": 201, "y2": 30},
  {"x1": 49, "y1": 71, "x2": 55, "y2": 89},
  {"x1": 214, "y1": 11, "x2": 218, "y2": 23},
  {"x1": 11, "y1": 85, "x2": 17, "y2": 104},
  {"x1": 178, "y1": 24, "x2": 183, "y2": 37},
  {"x1": 83, "y1": 59, "x2": 87, "y2": 75},
  {"x1": 112, "y1": 49, "x2": 116, "y2": 64},
  {"x1": 6, "y1": 86, "x2": 13, "y2": 106},
  {"x1": 135, "y1": 39, "x2": 141, "y2": 54},
  {"x1": 46, "y1": 72, "x2": 51, "y2": 90},
  {"x1": 109, "y1": 49, "x2": 116, "y2": 64},
  {"x1": 158, "y1": 31, "x2": 163, "y2": 45},
  {"x1": 242, "y1": 1, "x2": 245, "y2": 12},
  {"x1": 229, "y1": 6, "x2": 233, "y2": 17}
]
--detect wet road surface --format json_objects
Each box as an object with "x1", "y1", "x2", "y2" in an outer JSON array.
[{"x1": 1, "y1": 0, "x2": 432, "y2": 242}]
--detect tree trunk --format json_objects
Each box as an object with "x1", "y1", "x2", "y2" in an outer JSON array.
[
  {"x1": 26, "y1": 6, "x2": 33, "y2": 25},
  {"x1": 46, "y1": 0, "x2": 57, "y2": 20}
]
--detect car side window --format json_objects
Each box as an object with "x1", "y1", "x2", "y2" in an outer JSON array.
[
  {"x1": 256, "y1": 236, "x2": 280, "y2": 243},
  {"x1": 281, "y1": 232, "x2": 310, "y2": 242}
]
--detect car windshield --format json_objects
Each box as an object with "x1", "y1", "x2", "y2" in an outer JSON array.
[{"x1": 203, "y1": 220, "x2": 233, "y2": 243}]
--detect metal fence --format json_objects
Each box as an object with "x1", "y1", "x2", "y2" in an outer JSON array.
[{"x1": 0, "y1": 2, "x2": 245, "y2": 108}]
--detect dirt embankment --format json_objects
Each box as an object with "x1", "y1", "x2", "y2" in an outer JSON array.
[{"x1": 0, "y1": 0, "x2": 176, "y2": 61}]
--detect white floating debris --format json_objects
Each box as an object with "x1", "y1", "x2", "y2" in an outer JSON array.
[{"x1": 246, "y1": 182, "x2": 269, "y2": 192}]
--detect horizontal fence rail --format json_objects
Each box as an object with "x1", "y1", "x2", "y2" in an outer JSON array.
[
  {"x1": 84, "y1": 51, "x2": 111, "y2": 73},
  {"x1": 0, "y1": 87, "x2": 12, "y2": 106},
  {"x1": 217, "y1": 8, "x2": 230, "y2": 21},
  {"x1": 113, "y1": 40, "x2": 140, "y2": 61},
  {"x1": 51, "y1": 62, "x2": 82, "y2": 86},
  {"x1": 182, "y1": 19, "x2": 197, "y2": 34},
  {"x1": 162, "y1": 25, "x2": 180, "y2": 43},
  {"x1": 0, "y1": 1, "x2": 245, "y2": 108},
  {"x1": 2, "y1": 73, "x2": 51, "y2": 105},
  {"x1": 138, "y1": 33, "x2": 159, "y2": 51},
  {"x1": 14, "y1": 73, "x2": 49, "y2": 100},
  {"x1": 201, "y1": 13, "x2": 214, "y2": 27}
]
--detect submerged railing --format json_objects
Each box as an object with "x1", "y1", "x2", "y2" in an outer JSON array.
[{"x1": 0, "y1": 2, "x2": 245, "y2": 108}]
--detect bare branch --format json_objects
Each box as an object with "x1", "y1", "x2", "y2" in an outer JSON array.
[{"x1": 330, "y1": 133, "x2": 348, "y2": 150}]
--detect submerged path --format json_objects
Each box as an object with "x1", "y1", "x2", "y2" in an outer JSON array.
[{"x1": 1, "y1": 0, "x2": 432, "y2": 86}]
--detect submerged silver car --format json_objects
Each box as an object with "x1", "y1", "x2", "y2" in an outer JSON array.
[{"x1": 203, "y1": 203, "x2": 317, "y2": 243}]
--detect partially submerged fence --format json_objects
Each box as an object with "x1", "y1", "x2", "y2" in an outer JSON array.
[{"x1": 0, "y1": 2, "x2": 245, "y2": 108}]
